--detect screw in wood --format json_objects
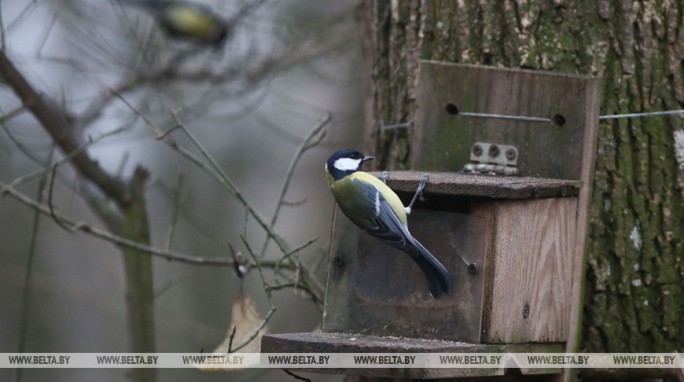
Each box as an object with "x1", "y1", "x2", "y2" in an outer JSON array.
[
  {"x1": 333, "y1": 256, "x2": 344, "y2": 267},
  {"x1": 523, "y1": 304, "x2": 530, "y2": 319},
  {"x1": 472, "y1": 144, "x2": 483, "y2": 157},
  {"x1": 505, "y1": 148, "x2": 516, "y2": 161},
  {"x1": 488, "y1": 144, "x2": 500, "y2": 157},
  {"x1": 467, "y1": 263, "x2": 478, "y2": 275}
]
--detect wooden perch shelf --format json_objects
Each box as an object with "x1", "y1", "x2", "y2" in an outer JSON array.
[
  {"x1": 262, "y1": 332, "x2": 562, "y2": 379},
  {"x1": 371, "y1": 171, "x2": 583, "y2": 200}
]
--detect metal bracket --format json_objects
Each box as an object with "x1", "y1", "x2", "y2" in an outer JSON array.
[{"x1": 462, "y1": 142, "x2": 519, "y2": 176}]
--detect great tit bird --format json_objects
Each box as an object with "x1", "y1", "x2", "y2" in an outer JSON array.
[
  {"x1": 123, "y1": 0, "x2": 230, "y2": 47},
  {"x1": 325, "y1": 149, "x2": 452, "y2": 298}
]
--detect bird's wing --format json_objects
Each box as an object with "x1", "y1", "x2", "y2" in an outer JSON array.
[
  {"x1": 350, "y1": 177, "x2": 453, "y2": 298},
  {"x1": 351, "y1": 178, "x2": 413, "y2": 253}
]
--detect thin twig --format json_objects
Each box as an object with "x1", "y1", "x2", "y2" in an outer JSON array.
[
  {"x1": 1, "y1": 181, "x2": 234, "y2": 266},
  {"x1": 259, "y1": 114, "x2": 330, "y2": 258},
  {"x1": 253, "y1": 116, "x2": 329, "y2": 302},
  {"x1": 282, "y1": 369, "x2": 311, "y2": 382},
  {"x1": 15, "y1": 144, "x2": 55, "y2": 382},
  {"x1": 0, "y1": 50, "x2": 131, "y2": 208},
  {"x1": 118, "y1": 99, "x2": 324, "y2": 297},
  {"x1": 226, "y1": 326, "x2": 237, "y2": 353},
  {"x1": 7, "y1": 125, "x2": 128, "y2": 190},
  {"x1": 76, "y1": 78, "x2": 139, "y2": 129},
  {"x1": 0, "y1": 105, "x2": 26, "y2": 124},
  {"x1": 230, "y1": 236, "x2": 276, "y2": 353},
  {"x1": 265, "y1": 282, "x2": 297, "y2": 292},
  {"x1": 1, "y1": 119, "x2": 46, "y2": 165},
  {"x1": 3, "y1": 179, "x2": 301, "y2": 270},
  {"x1": 281, "y1": 197, "x2": 308, "y2": 207},
  {"x1": 275, "y1": 237, "x2": 318, "y2": 272},
  {"x1": 229, "y1": 306, "x2": 274, "y2": 353},
  {"x1": 115, "y1": 96, "x2": 324, "y2": 298},
  {"x1": 170, "y1": 110, "x2": 293, "y2": 249},
  {"x1": 47, "y1": 163, "x2": 74, "y2": 232},
  {"x1": 164, "y1": 174, "x2": 184, "y2": 251}
]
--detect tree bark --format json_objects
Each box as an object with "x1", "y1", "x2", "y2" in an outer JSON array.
[
  {"x1": 357, "y1": 0, "x2": 683, "y2": 356},
  {"x1": 1, "y1": 49, "x2": 157, "y2": 382}
]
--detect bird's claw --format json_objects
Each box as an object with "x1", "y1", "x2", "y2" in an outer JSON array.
[
  {"x1": 380, "y1": 171, "x2": 389, "y2": 184},
  {"x1": 406, "y1": 173, "x2": 429, "y2": 215},
  {"x1": 417, "y1": 173, "x2": 429, "y2": 201}
]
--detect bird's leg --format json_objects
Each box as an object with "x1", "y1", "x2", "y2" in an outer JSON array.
[
  {"x1": 405, "y1": 173, "x2": 428, "y2": 215},
  {"x1": 379, "y1": 171, "x2": 389, "y2": 184}
]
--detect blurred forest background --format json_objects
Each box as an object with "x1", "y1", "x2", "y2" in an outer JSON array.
[{"x1": 0, "y1": 0, "x2": 360, "y2": 381}]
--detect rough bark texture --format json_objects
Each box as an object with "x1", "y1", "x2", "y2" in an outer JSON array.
[{"x1": 357, "y1": 0, "x2": 683, "y2": 354}]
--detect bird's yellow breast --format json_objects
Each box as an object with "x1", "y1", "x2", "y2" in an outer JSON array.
[{"x1": 329, "y1": 171, "x2": 407, "y2": 226}]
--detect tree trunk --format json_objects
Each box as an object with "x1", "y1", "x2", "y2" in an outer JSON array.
[{"x1": 357, "y1": 0, "x2": 683, "y2": 356}]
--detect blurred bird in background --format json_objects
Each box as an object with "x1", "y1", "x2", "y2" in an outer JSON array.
[{"x1": 121, "y1": 0, "x2": 245, "y2": 48}]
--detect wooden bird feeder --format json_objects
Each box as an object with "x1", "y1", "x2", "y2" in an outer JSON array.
[{"x1": 262, "y1": 62, "x2": 600, "y2": 379}]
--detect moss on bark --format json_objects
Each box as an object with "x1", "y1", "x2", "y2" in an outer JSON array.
[{"x1": 358, "y1": 0, "x2": 683, "y2": 353}]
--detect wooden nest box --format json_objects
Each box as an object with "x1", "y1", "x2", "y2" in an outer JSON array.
[{"x1": 262, "y1": 62, "x2": 600, "y2": 379}]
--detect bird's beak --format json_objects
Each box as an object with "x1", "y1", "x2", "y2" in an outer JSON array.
[{"x1": 361, "y1": 155, "x2": 375, "y2": 164}]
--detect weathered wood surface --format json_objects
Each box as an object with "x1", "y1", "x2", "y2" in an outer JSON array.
[
  {"x1": 371, "y1": 171, "x2": 582, "y2": 199},
  {"x1": 261, "y1": 332, "x2": 563, "y2": 379},
  {"x1": 323, "y1": 208, "x2": 488, "y2": 343},
  {"x1": 412, "y1": 62, "x2": 599, "y2": 181},
  {"x1": 477, "y1": 198, "x2": 578, "y2": 344}
]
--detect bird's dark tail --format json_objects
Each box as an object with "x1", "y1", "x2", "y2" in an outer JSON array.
[{"x1": 408, "y1": 238, "x2": 452, "y2": 298}]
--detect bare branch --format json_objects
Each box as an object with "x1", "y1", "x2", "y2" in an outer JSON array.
[
  {"x1": 229, "y1": 306, "x2": 274, "y2": 353},
  {"x1": 275, "y1": 237, "x2": 318, "y2": 272},
  {"x1": 47, "y1": 162, "x2": 74, "y2": 232},
  {"x1": 272, "y1": 116, "x2": 330, "y2": 224},
  {"x1": 1, "y1": 180, "x2": 233, "y2": 267},
  {"x1": 164, "y1": 174, "x2": 184, "y2": 252},
  {"x1": 7, "y1": 124, "x2": 128, "y2": 190},
  {"x1": 283, "y1": 369, "x2": 311, "y2": 382},
  {"x1": 116, "y1": 97, "x2": 317, "y2": 268},
  {"x1": 260, "y1": 114, "x2": 330, "y2": 258},
  {"x1": 226, "y1": 325, "x2": 237, "y2": 353},
  {"x1": 0, "y1": 50, "x2": 132, "y2": 208},
  {"x1": 15, "y1": 144, "x2": 55, "y2": 382},
  {"x1": 232, "y1": 235, "x2": 277, "y2": 353},
  {"x1": 1, "y1": 179, "x2": 305, "y2": 272},
  {"x1": 0, "y1": 105, "x2": 26, "y2": 124},
  {"x1": 76, "y1": 78, "x2": 139, "y2": 129}
]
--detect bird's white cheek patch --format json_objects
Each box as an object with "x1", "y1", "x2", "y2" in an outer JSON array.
[{"x1": 334, "y1": 158, "x2": 361, "y2": 171}]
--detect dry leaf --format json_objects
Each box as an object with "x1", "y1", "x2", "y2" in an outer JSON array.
[{"x1": 197, "y1": 293, "x2": 268, "y2": 371}]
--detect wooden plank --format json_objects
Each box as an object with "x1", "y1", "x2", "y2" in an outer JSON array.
[
  {"x1": 561, "y1": 60, "x2": 602, "y2": 382},
  {"x1": 371, "y1": 171, "x2": 582, "y2": 199},
  {"x1": 261, "y1": 332, "x2": 563, "y2": 379},
  {"x1": 412, "y1": 62, "x2": 600, "y2": 180},
  {"x1": 479, "y1": 198, "x2": 578, "y2": 343},
  {"x1": 323, "y1": 207, "x2": 488, "y2": 343}
]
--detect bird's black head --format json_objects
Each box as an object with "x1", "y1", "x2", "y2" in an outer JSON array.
[{"x1": 325, "y1": 149, "x2": 374, "y2": 181}]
